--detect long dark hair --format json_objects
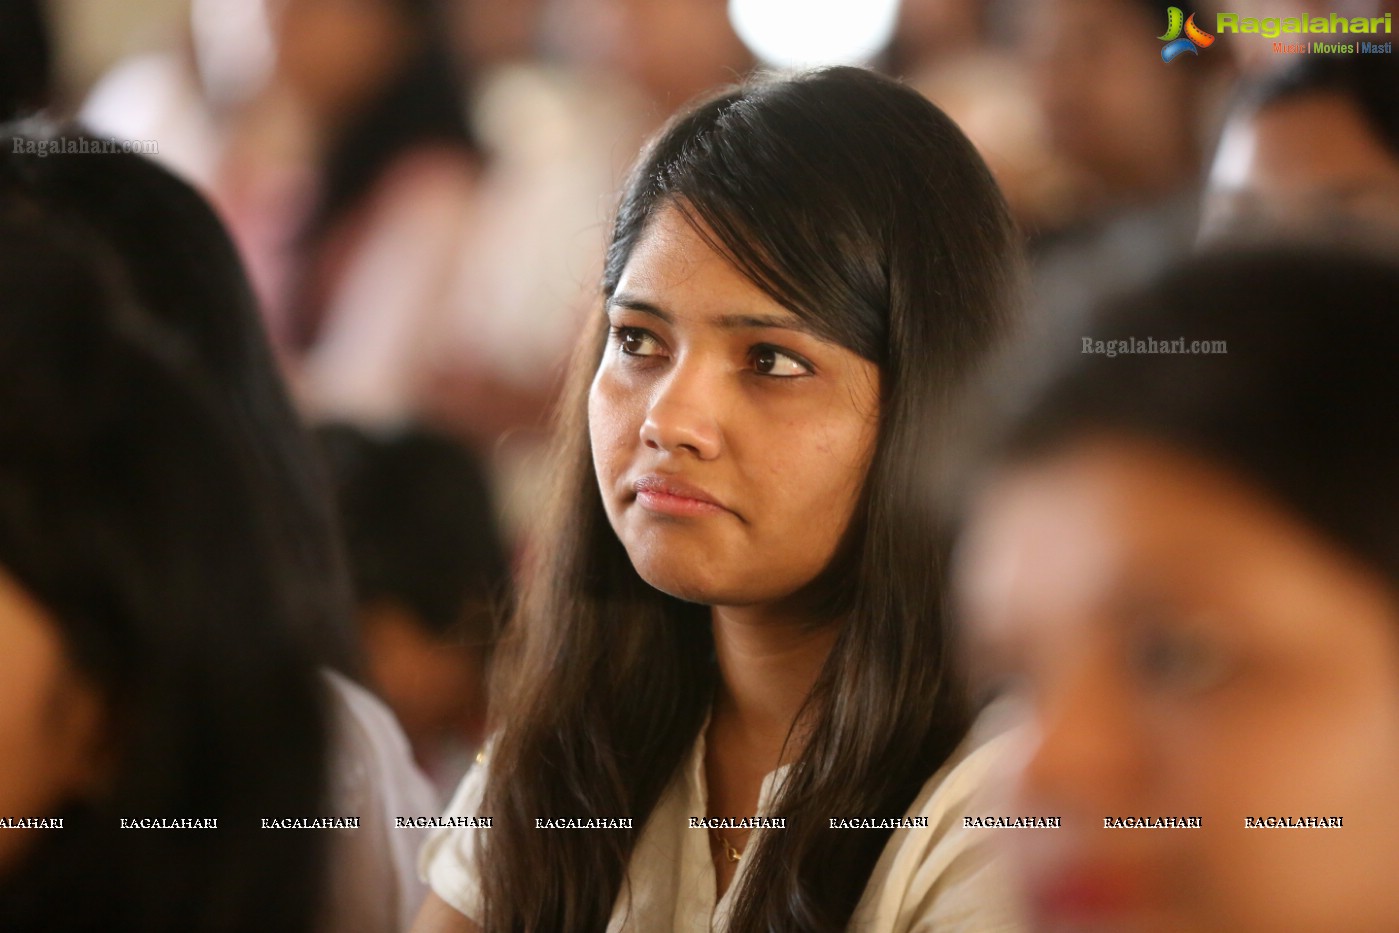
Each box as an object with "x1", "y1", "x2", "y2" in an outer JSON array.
[
  {"x1": 977, "y1": 245, "x2": 1399, "y2": 591},
  {"x1": 479, "y1": 66, "x2": 1021, "y2": 932},
  {"x1": 0, "y1": 171, "x2": 329, "y2": 931},
  {"x1": 0, "y1": 123, "x2": 361, "y2": 675}
]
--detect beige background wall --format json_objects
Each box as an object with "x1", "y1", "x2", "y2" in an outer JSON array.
[{"x1": 48, "y1": 0, "x2": 188, "y2": 106}]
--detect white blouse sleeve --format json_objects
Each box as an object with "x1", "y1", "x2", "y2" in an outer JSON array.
[
  {"x1": 418, "y1": 755, "x2": 491, "y2": 923},
  {"x1": 853, "y1": 731, "x2": 1028, "y2": 932}
]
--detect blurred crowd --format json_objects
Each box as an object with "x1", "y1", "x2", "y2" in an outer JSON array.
[
  {"x1": 11, "y1": 0, "x2": 1399, "y2": 850},
  {"x1": 23, "y1": 0, "x2": 1399, "y2": 466},
  {"x1": 31, "y1": 0, "x2": 1399, "y2": 441},
  {"x1": 15, "y1": 0, "x2": 1392, "y2": 492},
  {"x1": 3, "y1": 0, "x2": 1398, "y2": 929}
]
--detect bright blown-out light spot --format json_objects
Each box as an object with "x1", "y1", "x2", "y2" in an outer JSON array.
[{"x1": 728, "y1": 0, "x2": 902, "y2": 67}]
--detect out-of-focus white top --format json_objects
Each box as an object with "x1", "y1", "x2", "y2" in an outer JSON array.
[
  {"x1": 323, "y1": 670, "x2": 439, "y2": 933},
  {"x1": 419, "y1": 725, "x2": 1025, "y2": 932}
]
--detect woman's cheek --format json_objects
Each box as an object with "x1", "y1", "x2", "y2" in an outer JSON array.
[{"x1": 588, "y1": 376, "x2": 629, "y2": 470}]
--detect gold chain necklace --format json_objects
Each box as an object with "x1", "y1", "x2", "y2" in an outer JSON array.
[{"x1": 711, "y1": 830, "x2": 743, "y2": 863}]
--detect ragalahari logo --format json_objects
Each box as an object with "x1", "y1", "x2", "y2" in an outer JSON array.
[{"x1": 1159, "y1": 6, "x2": 1215, "y2": 62}]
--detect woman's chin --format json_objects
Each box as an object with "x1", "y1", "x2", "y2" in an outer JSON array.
[
  {"x1": 632, "y1": 564, "x2": 728, "y2": 606},
  {"x1": 629, "y1": 559, "x2": 769, "y2": 608}
]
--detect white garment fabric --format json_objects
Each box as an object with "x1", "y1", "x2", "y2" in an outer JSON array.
[
  {"x1": 323, "y1": 670, "x2": 440, "y2": 932},
  {"x1": 293, "y1": 150, "x2": 479, "y2": 426},
  {"x1": 419, "y1": 725, "x2": 1024, "y2": 931}
]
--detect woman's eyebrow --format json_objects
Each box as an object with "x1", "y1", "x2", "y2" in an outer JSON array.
[
  {"x1": 607, "y1": 294, "x2": 814, "y2": 336},
  {"x1": 607, "y1": 294, "x2": 671, "y2": 322},
  {"x1": 713, "y1": 312, "x2": 811, "y2": 334}
]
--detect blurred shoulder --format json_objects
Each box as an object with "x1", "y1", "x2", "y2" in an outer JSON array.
[{"x1": 852, "y1": 725, "x2": 1026, "y2": 932}]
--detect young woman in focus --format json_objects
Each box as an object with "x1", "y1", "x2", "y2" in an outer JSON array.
[{"x1": 417, "y1": 66, "x2": 1025, "y2": 932}]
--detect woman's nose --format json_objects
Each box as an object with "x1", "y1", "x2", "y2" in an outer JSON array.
[
  {"x1": 1018, "y1": 667, "x2": 1147, "y2": 817},
  {"x1": 639, "y1": 363, "x2": 723, "y2": 460}
]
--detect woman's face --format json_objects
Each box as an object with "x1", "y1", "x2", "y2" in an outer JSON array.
[
  {"x1": 0, "y1": 569, "x2": 105, "y2": 873},
  {"x1": 270, "y1": 0, "x2": 412, "y2": 123},
  {"x1": 589, "y1": 205, "x2": 880, "y2": 608},
  {"x1": 956, "y1": 438, "x2": 1399, "y2": 933}
]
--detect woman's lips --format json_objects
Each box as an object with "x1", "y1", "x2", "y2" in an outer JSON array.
[
  {"x1": 1032, "y1": 864, "x2": 1154, "y2": 924},
  {"x1": 632, "y1": 474, "x2": 731, "y2": 518}
]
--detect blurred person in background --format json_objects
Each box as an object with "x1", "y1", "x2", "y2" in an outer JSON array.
[
  {"x1": 446, "y1": 0, "x2": 546, "y2": 73},
  {"x1": 1012, "y1": 0, "x2": 1231, "y2": 243},
  {"x1": 893, "y1": 0, "x2": 1082, "y2": 242},
  {"x1": 0, "y1": 0, "x2": 51, "y2": 120},
  {"x1": 956, "y1": 247, "x2": 1399, "y2": 932},
  {"x1": 913, "y1": 57, "x2": 1080, "y2": 240},
  {"x1": 79, "y1": 0, "x2": 304, "y2": 292},
  {"x1": 3, "y1": 126, "x2": 439, "y2": 932},
  {"x1": 269, "y1": 0, "x2": 485, "y2": 427},
  {"x1": 414, "y1": 67, "x2": 1024, "y2": 933},
  {"x1": 79, "y1": 0, "x2": 573, "y2": 546},
  {"x1": 885, "y1": 0, "x2": 992, "y2": 74},
  {"x1": 1011, "y1": 0, "x2": 1232, "y2": 348},
  {"x1": 0, "y1": 131, "x2": 330, "y2": 933},
  {"x1": 317, "y1": 423, "x2": 509, "y2": 801},
  {"x1": 83, "y1": 0, "x2": 487, "y2": 431},
  {"x1": 1202, "y1": 54, "x2": 1399, "y2": 245}
]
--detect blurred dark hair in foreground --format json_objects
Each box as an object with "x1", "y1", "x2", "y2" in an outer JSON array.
[
  {"x1": 0, "y1": 128, "x2": 330, "y2": 932},
  {"x1": 0, "y1": 0, "x2": 51, "y2": 120},
  {"x1": 0, "y1": 121, "x2": 360, "y2": 674}
]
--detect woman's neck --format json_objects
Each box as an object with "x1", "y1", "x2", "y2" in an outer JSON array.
[
  {"x1": 703, "y1": 606, "x2": 837, "y2": 894},
  {"x1": 708, "y1": 605, "x2": 839, "y2": 764}
]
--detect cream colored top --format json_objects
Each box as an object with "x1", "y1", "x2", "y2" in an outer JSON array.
[
  {"x1": 323, "y1": 671, "x2": 438, "y2": 932},
  {"x1": 420, "y1": 727, "x2": 1023, "y2": 932}
]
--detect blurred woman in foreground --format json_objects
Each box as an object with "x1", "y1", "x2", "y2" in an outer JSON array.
[
  {"x1": 0, "y1": 143, "x2": 329, "y2": 933},
  {"x1": 1, "y1": 126, "x2": 439, "y2": 931},
  {"x1": 956, "y1": 247, "x2": 1399, "y2": 932}
]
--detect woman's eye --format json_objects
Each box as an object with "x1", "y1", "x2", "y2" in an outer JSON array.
[
  {"x1": 1128, "y1": 625, "x2": 1234, "y2": 694},
  {"x1": 612, "y1": 327, "x2": 661, "y2": 357},
  {"x1": 752, "y1": 346, "x2": 812, "y2": 377}
]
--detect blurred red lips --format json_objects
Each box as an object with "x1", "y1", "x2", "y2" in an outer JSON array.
[{"x1": 1032, "y1": 861, "x2": 1156, "y2": 927}]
